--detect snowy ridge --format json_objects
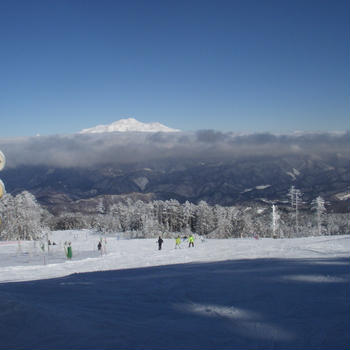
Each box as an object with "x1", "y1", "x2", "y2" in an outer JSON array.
[
  {"x1": 335, "y1": 191, "x2": 350, "y2": 201},
  {"x1": 79, "y1": 118, "x2": 180, "y2": 133},
  {"x1": 286, "y1": 168, "x2": 300, "y2": 181}
]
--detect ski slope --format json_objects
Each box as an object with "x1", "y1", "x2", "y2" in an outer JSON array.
[
  {"x1": 0, "y1": 230, "x2": 349, "y2": 283},
  {"x1": 0, "y1": 231, "x2": 349, "y2": 349}
]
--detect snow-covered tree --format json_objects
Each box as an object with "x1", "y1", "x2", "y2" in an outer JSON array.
[
  {"x1": 115, "y1": 202, "x2": 132, "y2": 232},
  {"x1": 272, "y1": 205, "x2": 280, "y2": 238},
  {"x1": 213, "y1": 205, "x2": 233, "y2": 238},
  {"x1": 52, "y1": 213, "x2": 89, "y2": 231},
  {"x1": 227, "y1": 206, "x2": 242, "y2": 238},
  {"x1": 34, "y1": 194, "x2": 348, "y2": 238},
  {"x1": 179, "y1": 200, "x2": 195, "y2": 233},
  {"x1": 0, "y1": 193, "x2": 16, "y2": 240},
  {"x1": 141, "y1": 213, "x2": 161, "y2": 237},
  {"x1": 311, "y1": 196, "x2": 326, "y2": 236},
  {"x1": 195, "y1": 201, "x2": 215, "y2": 235},
  {"x1": 162, "y1": 199, "x2": 181, "y2": 232},
  {"x1": 0, "y1": 191, "x2": 44, "y2": 240},
  {"x1": 96, "y1": 198, "x2": 106, "y2": 214},
  {"x1": 288, "y1": 186, "x2": 302, "y2": 236},
  {"x1": 14, "y1": 191, "x2": 44, "y2": 240},
  {"x1": 108, "y1": 204, "x2": 122, "y2": 232}
]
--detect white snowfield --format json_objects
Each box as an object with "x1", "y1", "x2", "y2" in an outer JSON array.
[
  {"x1": 0, "y1": 230, "x2": 349, "y2": 283},
  {"x1": 0, "y1": 231, "x2": 349, "y2": 349}
]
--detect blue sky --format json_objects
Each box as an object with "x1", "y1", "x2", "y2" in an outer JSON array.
[{"x1": 0, "y1": 0, "x2": 348, "y2": 137}]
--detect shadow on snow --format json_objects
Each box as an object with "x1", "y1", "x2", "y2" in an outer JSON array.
[{"x1": 0, "y1": 257, "x2": 349, "y2": 349}]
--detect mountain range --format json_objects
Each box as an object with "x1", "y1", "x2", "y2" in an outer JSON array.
[
  {"x1": 0, "y1": 120, "x2": 349, "y2": 214},
  {"x1": 3, "y1": 154, "x2": 348, "y2": 213}
]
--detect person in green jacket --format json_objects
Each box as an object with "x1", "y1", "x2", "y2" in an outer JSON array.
[
  {"x1": 65, "y1": 242, "x2": 72, "y2": 259},
  {"x1": 175, "y1": 236, "x2": 181, "y2": 249},
  {"x1": 188, "y1": 234, "x2": 194, "y2": 248}
]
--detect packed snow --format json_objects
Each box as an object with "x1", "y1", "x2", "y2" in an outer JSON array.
[
  {"x1": 0, "y1": 231, "x2": 348, "y2": 283},
  {"x1": 0, "y1": 232, "x2": 349, "y2": 349}
]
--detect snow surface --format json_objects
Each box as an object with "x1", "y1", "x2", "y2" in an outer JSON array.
[
  {"x1": 1, "y1": 231, "x2": 348, "y2": 284},
  {"x1": 0, "y1": 232, "x2": 349, "y2": 349},
  {"x1": 79, "y1": 117, "x2": 180, "y2": 134}
]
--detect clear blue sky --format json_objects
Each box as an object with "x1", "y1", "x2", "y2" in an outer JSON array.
[{"x1": 0, "y1": 0, "x2": 348, "y2": 137}]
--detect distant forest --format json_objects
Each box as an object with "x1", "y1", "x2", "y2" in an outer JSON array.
[{"x1": 0, "y1": 188, "x2": 348, "y2": 241}]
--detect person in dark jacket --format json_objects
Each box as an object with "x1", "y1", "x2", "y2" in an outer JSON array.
[{"x1": 157, "y1": 236, "x2": 164, "y2": 250}]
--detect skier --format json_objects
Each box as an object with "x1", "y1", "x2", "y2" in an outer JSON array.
[
  {"x1": 175, "y1": 236, "x2": 181, "y2": 249},
  {"x1": 157, "y1": 236, "x2": 163, "y2": 250},
  {"x1": 97, "y1": 240, "x2": 102, "y2": 252},
  {"x1": 66, "y1": 242, "x2": 72, "y2": 259},
  {"x1": 188, "y1": 234, "x2": 194, "y2": 248}
]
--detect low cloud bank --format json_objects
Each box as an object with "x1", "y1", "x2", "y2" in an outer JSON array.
[{"x1": 0, "y1": 131, "x2": 348, "y2": 168}]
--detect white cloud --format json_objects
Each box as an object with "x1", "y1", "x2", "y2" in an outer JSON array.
[{"x1": 0, "y1": 131, "x2": 348, "y2": 168}]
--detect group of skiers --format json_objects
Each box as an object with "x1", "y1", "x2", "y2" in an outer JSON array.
[
  {"x1": 63, "y1": 239, "x2": 104, "y2": 260},
  {"x1": 63, "y1": 234, "x2": 196, "y2": 260},
  {"x1": 157, "y1": 234, "x2": 195, "y2": 250}
]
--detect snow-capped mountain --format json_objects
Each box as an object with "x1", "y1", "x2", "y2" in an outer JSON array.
[{"x1": 79, "y1": 118, "x2": 180, "y2": 134}]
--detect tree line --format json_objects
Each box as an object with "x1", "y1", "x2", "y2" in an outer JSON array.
[{"x1": 0, "y1": 188, "x2": 348, "y2": 241}]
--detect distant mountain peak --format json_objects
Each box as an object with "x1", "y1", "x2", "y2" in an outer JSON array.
[{"x1": 79, "y1": 118, "x2": 180, "y2": 134}]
